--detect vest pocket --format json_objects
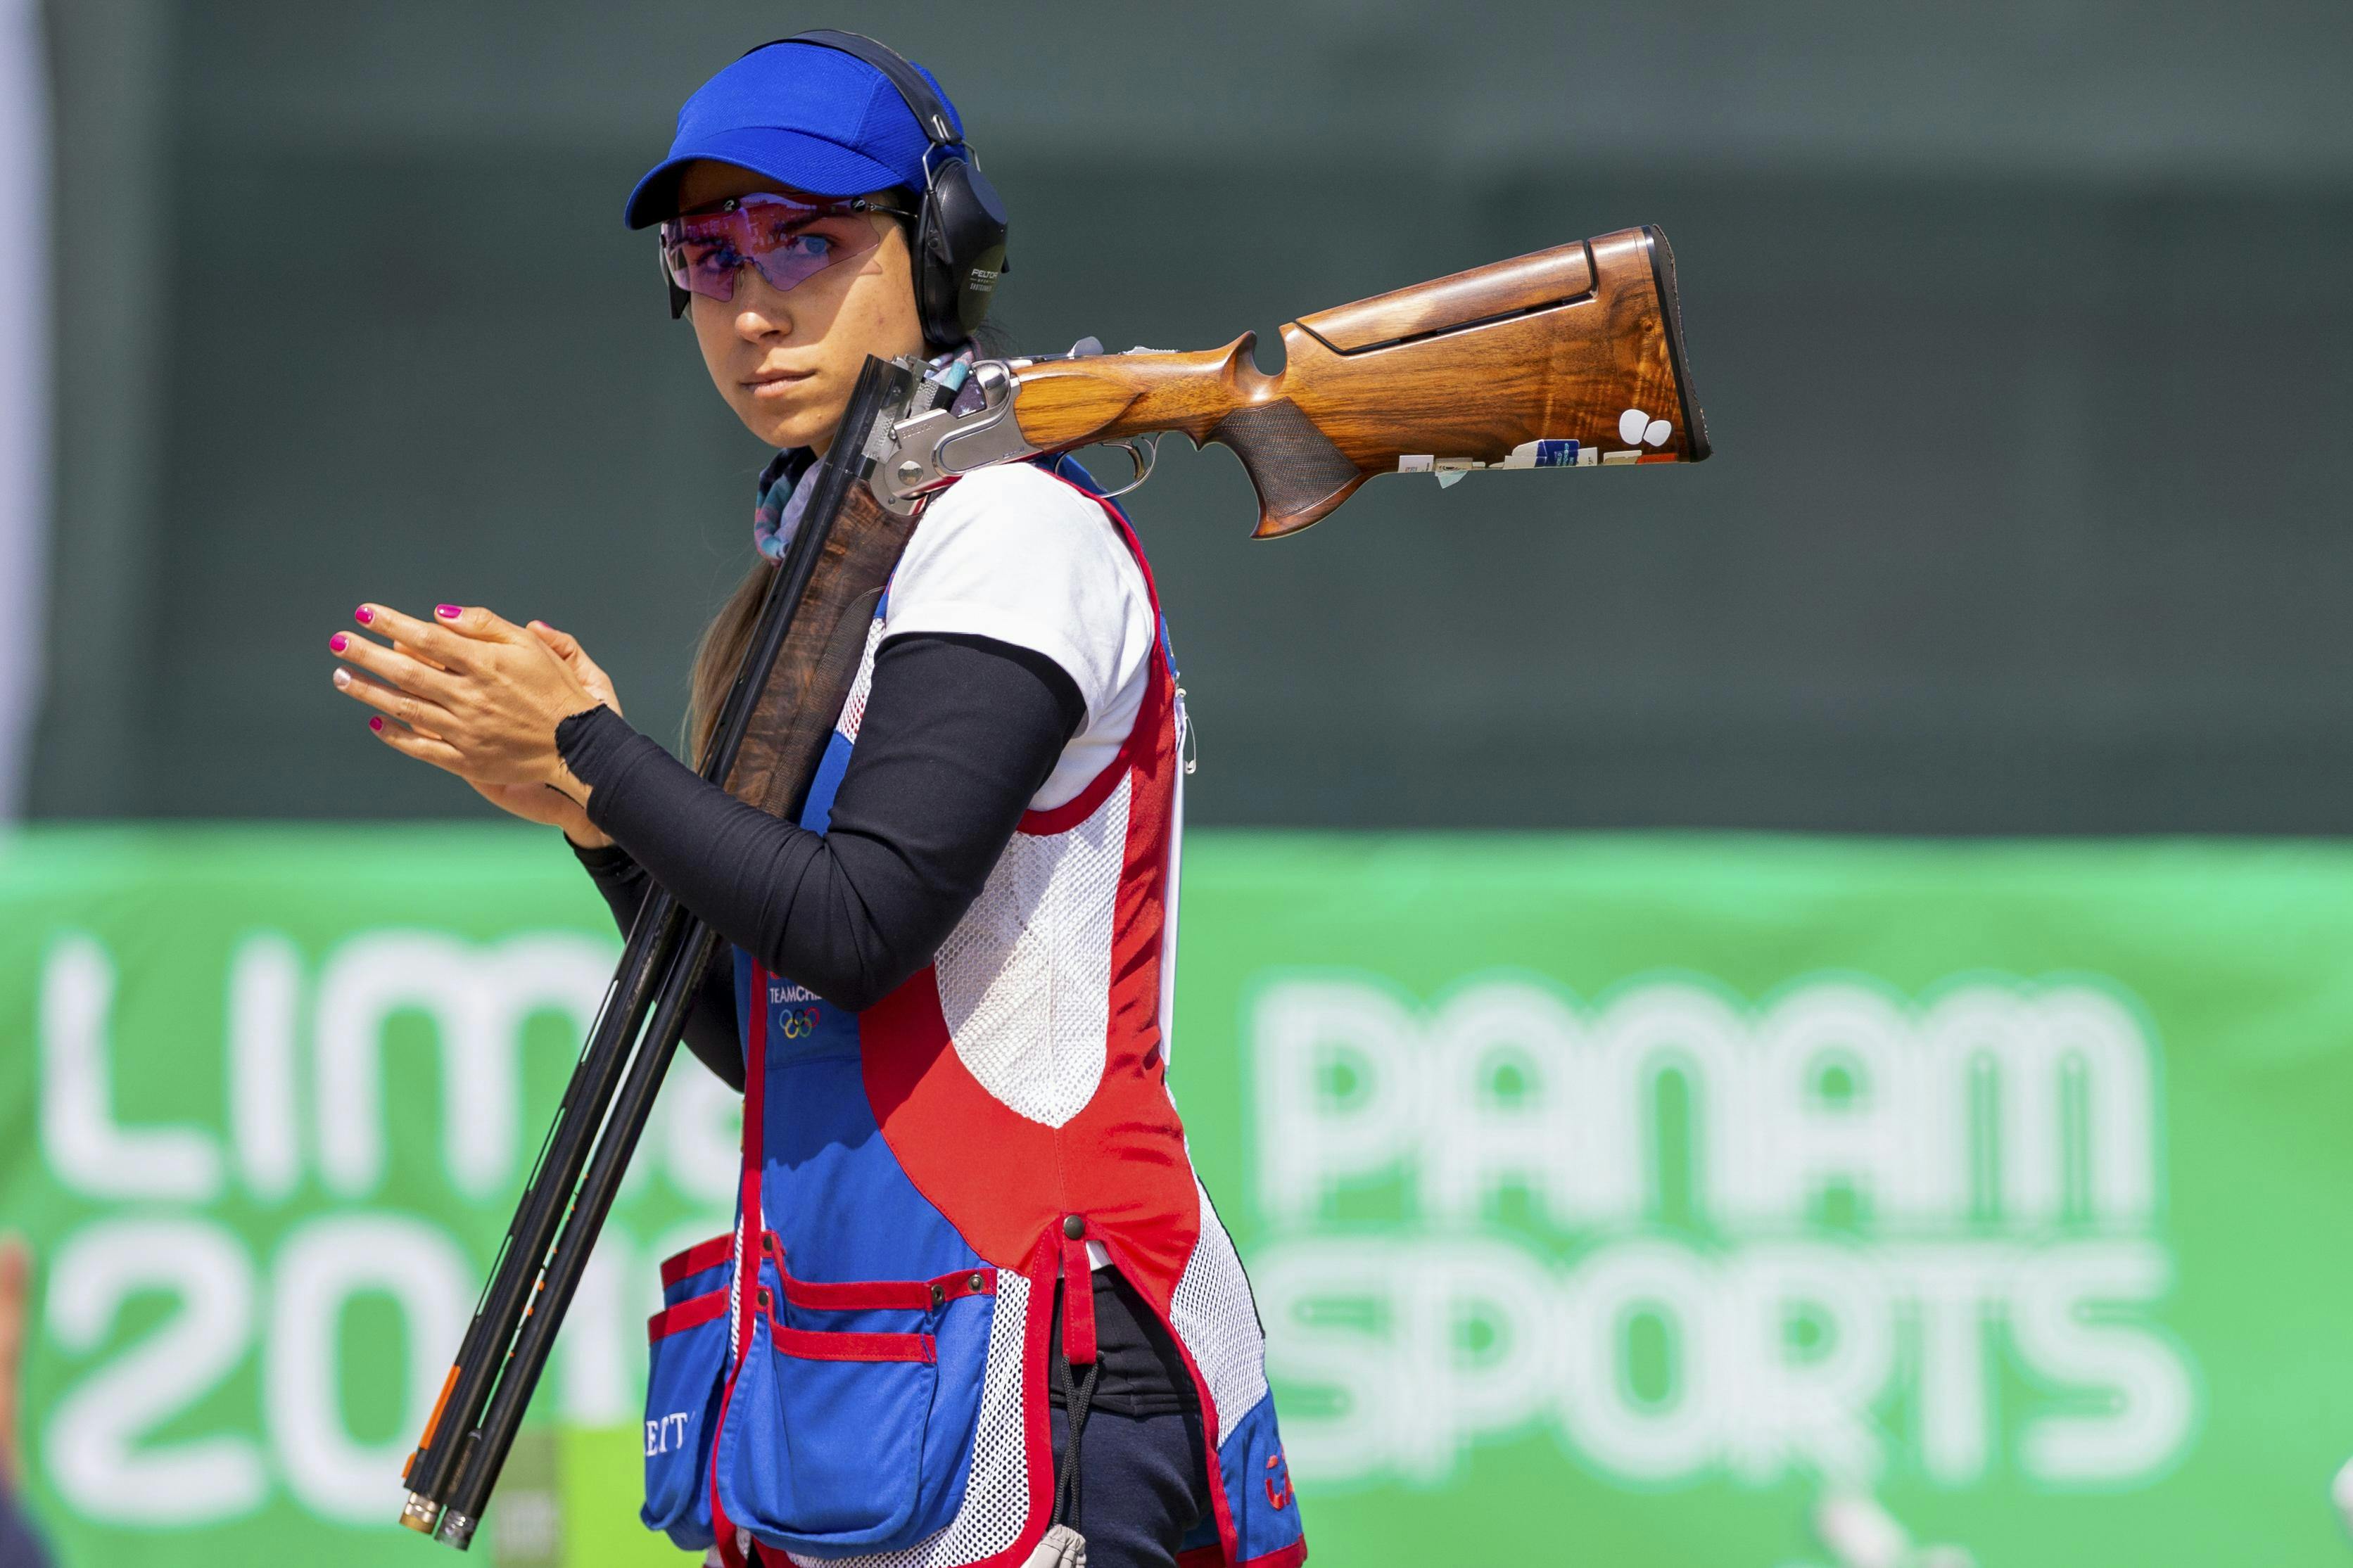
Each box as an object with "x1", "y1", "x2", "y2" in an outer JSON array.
[
  {"x1": 640, "y1": 1287, "x2": 730, "y2": 1548},
  {"x1": 658, "y1": 1232, "x2": 735, "y2": 1308},
  {"x1": 717, "y1": 1284, "x2": 942, "y2": 1550}
]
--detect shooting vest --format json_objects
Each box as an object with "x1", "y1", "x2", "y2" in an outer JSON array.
[{"x1": 642, "y1": 461, "x2": 1306, "y2": 1568}]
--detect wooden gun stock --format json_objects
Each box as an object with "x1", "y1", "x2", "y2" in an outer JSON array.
[{"x1": 1007, "y1": 225, "x2": 1708, "y2": 537}]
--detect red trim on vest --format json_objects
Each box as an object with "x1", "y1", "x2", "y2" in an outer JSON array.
[
  {"x1": 1018, "y1": 743, "x2": 1130, "y2": 835},
  {"x1": 769, "y1": 1325, "x2": 936, "y2": 1363},
  {"x1": 1013, "y1": 472, "x2": 1167, "y2": 839},
  {"x1": 756, "y1": 1292, "x2": 937, "y2": 1364},
  {"x1": 1059, "y1": 1228, "x2": 1097, "y2": 1365},
  {"x1": 1235, "y1": 1542, "x2": 1309, "y2": 1568},
  {"x1": 766, "y1": 1230, "x2": 999, "y2": 1312},
  {"x1": 667, "y1": 1228, "x2": 996, "y2": 1313},
  {"x1": 659, "y1": 1234, "x2": 734, "y2": 1290},
  {"x1": 735, "y1": 973, "x2": 770, "y2": 1353},
  {"x1": 706, "y1": 968, "x2": 773, "y2": 1567},
  {"x1": 647, "y1": 1288, "x2": 728, "y2": 1343},
  {"x1": 781, "y1": 1264, "x2": 997, "y2": 1312}
]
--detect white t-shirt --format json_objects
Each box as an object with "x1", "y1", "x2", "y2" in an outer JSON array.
[{"x1": 880, "y1": 462, "x2": 1157, "y2": 812}]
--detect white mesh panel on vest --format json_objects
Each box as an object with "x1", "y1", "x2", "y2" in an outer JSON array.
[
  {"x1": 1169, "y1": 1179, "x2": 1270, "y2": 1446},
  {"x1": 933, "y1": 777, "x2": 1130, "y2": 1128},
  {"x1": 787, "y1": 1269, "x2": 1032, "y2": 1568},
  {"x1": 835, "y1": 615, "x2": 887, "y2": 744}
]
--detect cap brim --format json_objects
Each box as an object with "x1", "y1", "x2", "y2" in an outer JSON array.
[{"x1": 623, "y1": 127, "x2": 908, "y2": 229}]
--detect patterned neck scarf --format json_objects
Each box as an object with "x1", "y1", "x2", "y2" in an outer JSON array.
[{"x1": 751, "y1": 344, "x2": 985, "y2": 561}]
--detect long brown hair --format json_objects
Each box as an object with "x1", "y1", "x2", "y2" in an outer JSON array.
[{"x1": 684, "y1": 555, "x2": 775, "y2": 763}]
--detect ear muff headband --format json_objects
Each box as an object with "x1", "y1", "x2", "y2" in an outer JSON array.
[{"x1": 706, "y1": 30, "x2": 1008, "y2": 347}]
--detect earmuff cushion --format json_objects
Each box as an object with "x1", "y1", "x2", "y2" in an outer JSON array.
[{"x1": 917, "y1": 158, "x2": 1010, "y2": 344}]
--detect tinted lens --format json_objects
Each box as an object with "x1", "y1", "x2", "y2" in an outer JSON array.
[{"x1": 660, "y1": 194, "x2": 887, "y2": 305}]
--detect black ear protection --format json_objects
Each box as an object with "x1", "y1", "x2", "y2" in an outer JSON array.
[{"x1": 667, "y1": 30, "x2": 1010, "y2": 348}]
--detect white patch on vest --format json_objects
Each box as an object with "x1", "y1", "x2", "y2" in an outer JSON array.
[
  {"x1": 836, "y1": 613, "x2": 889, "y2": 744},
  {"x1": 785, "y1": 1270, "x2": 1033, "y2": 1568},
  {"x1": 934, "y1": 778, "x2": 1129, "y2": 1127},
  {"x1": 1169, "y1": 1177, "x2": 1272, "y2": 1446}
]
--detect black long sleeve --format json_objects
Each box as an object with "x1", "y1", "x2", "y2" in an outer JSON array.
[{"x1": 560, "y1": 630, "x2": 1084, "y2": 1025}]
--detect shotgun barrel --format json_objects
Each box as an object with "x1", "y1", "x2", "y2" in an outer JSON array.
[{"x1": 398, "y1": 354, "x2": 922, "y2": 1548}]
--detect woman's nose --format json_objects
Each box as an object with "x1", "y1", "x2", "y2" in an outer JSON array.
[{"x1": 734, "y1": 304, "x2": 785, "y2": 342}]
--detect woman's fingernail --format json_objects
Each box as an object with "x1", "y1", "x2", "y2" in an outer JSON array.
[
  {"x1": 434, "y1": 604, "x2": 460, "y2": 620},
  {"x1": 333, "y1": 668, "x2": 351, "y2": 689},
  {"x1": 369, "y1": 715, "x2": 384, "y2": 732},
  {"x1": 354, "y1": 606, "x2": 374, "y2": 625},
  {"x1": 329, "y1": 632, "x2": 348, "y2": 653}
]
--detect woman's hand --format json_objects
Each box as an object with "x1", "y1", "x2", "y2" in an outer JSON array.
[
  {"x1": 331, "y1": 603, "x2": 621, "y2": 844},
  {"x1": 363, "y1": 625, "x2": 609, "y2": 844},
  {"x1": 462, "y1": 622, "x2": 626, "y2": 848}
]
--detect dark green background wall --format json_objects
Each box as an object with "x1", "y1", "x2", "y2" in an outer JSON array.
[{"x1": 30, "y1": 1, "x2": 2353, "y2": 831}]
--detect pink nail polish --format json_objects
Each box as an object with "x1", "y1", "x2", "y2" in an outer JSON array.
[
  {"x1": 435, "y1": 604, "x2": 460, "y2": 620},
  {"x1": 354, "y1": 606, "x2": 374, "y2": 625},
  {"x1": 369, "y1": 715, "x2": 384, "y2": 732},
  {"x1": 329, "y1": 632, "x2": 348, "y2": 653}
]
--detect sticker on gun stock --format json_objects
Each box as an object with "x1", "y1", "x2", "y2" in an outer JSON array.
[{"x1": 1500, "y1": 440, "x2": 1583, "y2": 469}]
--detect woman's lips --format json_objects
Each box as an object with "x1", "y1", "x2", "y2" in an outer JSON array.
[{"x1": 744, "y1": 369, "x2": 814, "y2": 400}]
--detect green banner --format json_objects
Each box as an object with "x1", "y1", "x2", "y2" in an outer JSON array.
[{"x1": 6, "y1": 828, "x2": 2353, "y2": 1566}]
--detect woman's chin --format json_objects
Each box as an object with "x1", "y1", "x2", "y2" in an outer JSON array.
[
  {"x1": 740, "y1": 405, "x2": 816, "y2": 451},
  {"x1": 726, "y1": 385, "x2": 842, "y2": 453}
]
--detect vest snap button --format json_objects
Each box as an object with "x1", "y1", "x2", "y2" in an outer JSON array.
[
  {"x1": 969, "y1": 1271, "x2": 984, "y2": 1291},
  {"x1": 930, "y1": 1282, "x2": 946, "y2": 1309},
  {"x1": 1062, "y1": 1214, "x2": 1085, "y2": 1239}
]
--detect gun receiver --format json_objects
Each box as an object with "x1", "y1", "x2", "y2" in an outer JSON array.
[{"x1": 873, "y1": 225, "x2": 1708, "y2": 537}]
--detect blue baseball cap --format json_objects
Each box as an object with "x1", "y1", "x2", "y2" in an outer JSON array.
[{"x1": 623, "y1": 39, "x2": 962, "y2": 229}]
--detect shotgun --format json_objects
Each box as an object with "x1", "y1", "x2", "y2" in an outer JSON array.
[
  {"x1": 872, "y1": 225, "x2": 1708, "y2": 534},
  {"x1": 400, "y1": 358, "x2": 927, "y2": 1550},
  {"x1": 398, "y1": 224, "x2": 1707, "y2": 1550}
]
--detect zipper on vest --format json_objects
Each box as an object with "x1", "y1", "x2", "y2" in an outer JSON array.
[{"x1": 1175, "y1": 685, "x2": 1197, "y2": 776}]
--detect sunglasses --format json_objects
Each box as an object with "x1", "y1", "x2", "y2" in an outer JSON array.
[{"x1": 658, "y1": 191, "x2": 912, "y2": 307}]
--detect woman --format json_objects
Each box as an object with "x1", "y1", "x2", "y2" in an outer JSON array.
[{"x1": 328, "y1": 34, "x2": 1303, "y2": 1568}]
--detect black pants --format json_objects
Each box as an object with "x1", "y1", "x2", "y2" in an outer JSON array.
[{"x1": 1050, "y1": 1402, "x2": 1216, "y2": 1568}]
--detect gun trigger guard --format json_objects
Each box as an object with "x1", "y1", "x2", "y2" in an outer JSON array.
[{"x1": 1093, "y1": 435, "x2": 1158, "y2": 501}]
